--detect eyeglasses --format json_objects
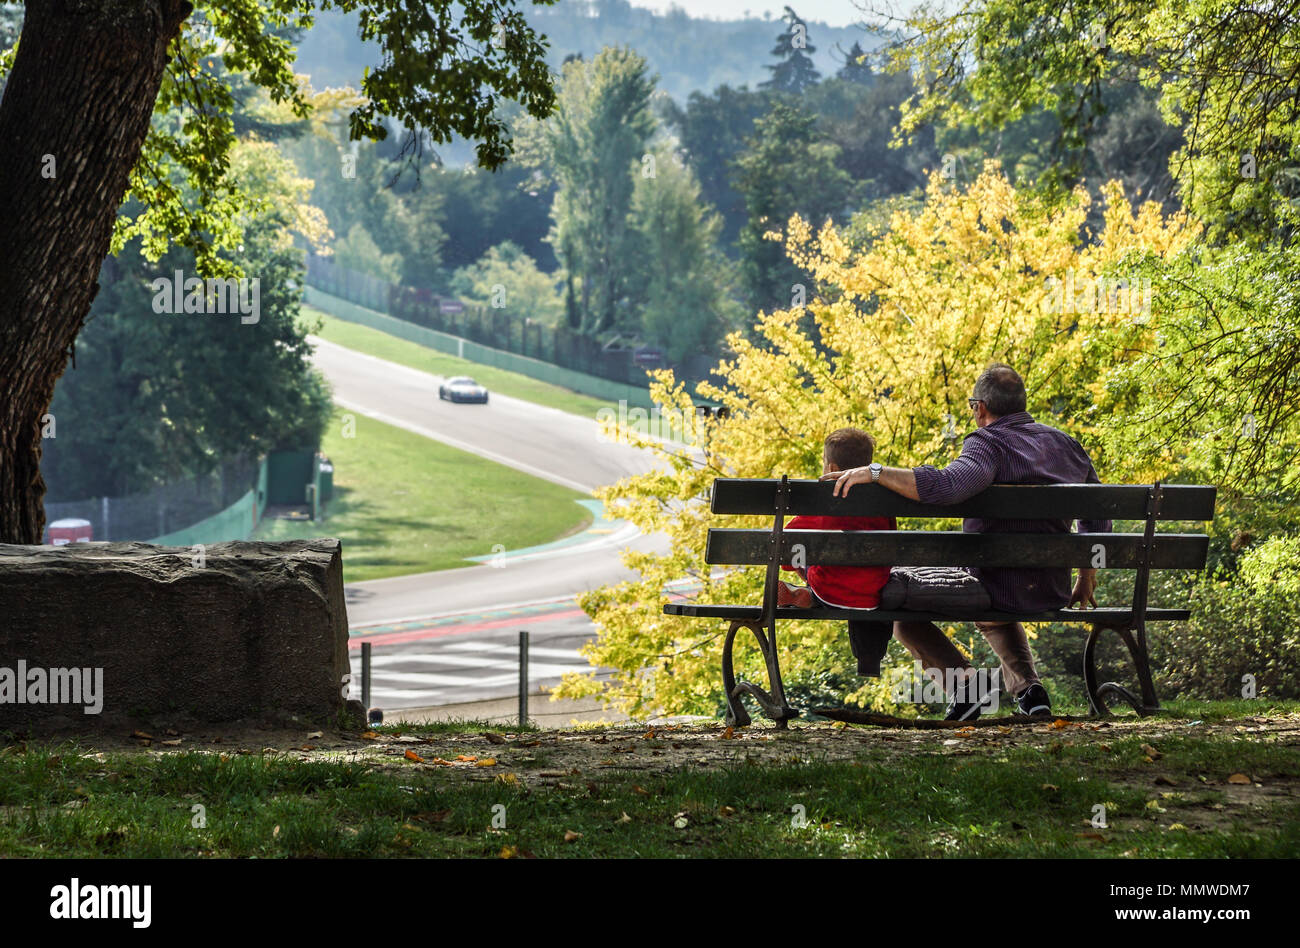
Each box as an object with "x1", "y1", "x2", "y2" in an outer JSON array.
[{"x1": 967, "y1": 398, "x2": 983, "y2": 410}]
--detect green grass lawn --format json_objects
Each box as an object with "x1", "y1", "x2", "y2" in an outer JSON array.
[
  {"x1": 253, "y1": 409, "x2": 592, "y2": 582},
  {"x1": 303, "y1": 307, "x2": 614, "y2": 419},
  {"x1": 3, "y1": 703, "x2": 1296, "y2": 858}
]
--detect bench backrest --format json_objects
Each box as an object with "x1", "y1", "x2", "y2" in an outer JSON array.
[{"x1": 705, "y1": 479, "x2": 1215, "y2": 573}]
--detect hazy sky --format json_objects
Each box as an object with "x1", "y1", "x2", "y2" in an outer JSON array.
[{"x1": 623, "y1": 0, "x2": 906, "y2": 29}]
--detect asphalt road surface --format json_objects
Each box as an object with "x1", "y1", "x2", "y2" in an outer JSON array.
[{"x1": 309, "y1": 336, "x2": 674, "y2": 710}]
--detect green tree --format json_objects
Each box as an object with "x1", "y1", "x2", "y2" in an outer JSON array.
[
  {"x1": 733, "y1": 101, "x2": 851, "y2": 315},
  {"x1": 662, "y1": 84, "x2": 770, "y2": 253},
  {"x1": 449, "y1": 241, "x2": 565, "y2": 327},
  {"x1": 885, "y1": 0, "x2": 1300, "y2": 245},
  {"x1": 419, "y1": 161, "x2": 557, "y2": 274},
  {"x1": 43, "y1": 141, "x2": 332, "y2": 500},
  {"x1": 0, "y1": 0, "x2": 557, "y2": 543},
  {"x1": 816, "y1": 69, "x2": 939, "y2": 207},
  {"x1": 836, "y1": 40, "x2": 872, "y2": 85},
  {"x1": 759, "y1": 6, "x2": 820, "y2": 96},
  {"x1": 519, "y1": 45, "x2": 657, "y2": 335},
  {"x1": 332, "y1": 222, "x2": 403, "y2": 284},
  {"x1": 629, "y1": 146, "x2": 742, "y2": 361}
]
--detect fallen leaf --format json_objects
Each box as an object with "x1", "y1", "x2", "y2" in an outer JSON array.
[
  {"x1": 299, "y1": 744, "x2": 316, "y2": 752},
  {"x1": 642, "y1": 728, "x2": 656, "y2": 740},
  {"x1": 272, "y1": 825, "x2": 280, "y2": 837},
  {"x1": 631, "y1": 785, "x2": 651, "y2": 796},
  {"x1": 499, "y1": 845, "x2": 518, "y2": 859},
  {"x1": 1167, "y1": 823, "x2": 1188, "y2": 831},
  {"x1": 1227, "y1": 772, "x2": 1251, "y2": 784},
  {"x1": 404, "y1": 750, "x2": 424, "y2": 763},
  {"x1": 454, "y1": 755, "x2": 477, "y2": 762},
  {"x1": 618, "y1": 811, "x2": 632, "y2": 823},
  {"x1": 1050, "y1": 719, "x2": 1070, "y2": 730},
  {"x1": 1154, "y1": 775, "x2": 1177, "y2": 786},
  {"x1": 306, "y1": 731, "x2": 323, "y2": 740},
  {"x1": 719, "y1": 805, "x2": 737, "y2": 817},
  {"x1": 673, "y1": 813, "x2": 689, "y2": 829},
  {"x1": 564, "y1": 830, "x2": 582, "y2": 843},
  {"x1": 1141, "y1": 743, "x2": 1162, "y2": 759},
  {"x1": 160, "y1": 739, "x2": 182, "y2": 747},
  {"x1": 475, "y1": 758, "x2": 497, "y2": 767},
  {"x1": 484, "y1": 733, "x2": 507, "y2": 745},
  {"x1": 361, "y1": 731, "x2": 380, "y2": 740},
  {"x1": 130, "y1": 731, "x2": 155, "y2": 741},
  {"x1": 1041, "y1": 783, "x2": 1059, "y2": 792},
  {"x1": 720, "y1": 726, "x2": 735, "y2": 740},
  {"x1": 495, "y1": 772, "x2": 518, "y2": 785}
]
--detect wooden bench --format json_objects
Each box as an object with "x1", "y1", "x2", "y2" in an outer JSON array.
[{"x1": 663, "y1": 477, "x2": 1216, "y2": 728}]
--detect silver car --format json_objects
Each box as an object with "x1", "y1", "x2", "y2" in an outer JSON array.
[{"x1": 438, "y1": 376, "x2": 489, "y2": 404}]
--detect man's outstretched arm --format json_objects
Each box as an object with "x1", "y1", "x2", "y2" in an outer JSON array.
[
  {"x1": 822, "y1": 435, "x2": 999, "y2": 503},
  {"x1": 820, "y1": 465, "x2": 921, "y2": 499}
]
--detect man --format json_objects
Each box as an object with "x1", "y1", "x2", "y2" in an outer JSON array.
[{"x1": 824, "y1": 364, "x2": 1109, "y2": 720}]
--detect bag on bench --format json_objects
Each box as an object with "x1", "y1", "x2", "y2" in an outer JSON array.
[{"x1": 878, "y1": 566, "x2": 992, "y2": 616}]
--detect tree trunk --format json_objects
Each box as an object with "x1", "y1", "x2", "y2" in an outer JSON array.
[{"x1": 0, "y1": 0, "x2": 192, "y2": 543}]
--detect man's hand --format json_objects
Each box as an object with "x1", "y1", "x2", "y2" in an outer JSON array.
[
  {"x1": 820, "y1": 466, "x2": 871, "y2": 497},
  {"x1": 1070, "y1": 567, "x2": 1099, "y2": 609}
]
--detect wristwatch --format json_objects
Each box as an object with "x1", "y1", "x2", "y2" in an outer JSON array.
[{"x1": 869, "y1": 462, "x2": 883, "y2": 482}]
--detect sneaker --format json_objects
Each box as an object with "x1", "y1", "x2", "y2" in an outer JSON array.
[
  {"x1": 944, "y1": 697, "x2": 984, "y2": 722},
  {"x1": 776, "y1": 581, "x2": 813, "y2": 608},
  {"x1": 944, "y1": 670, "x2": 991, "y2": 720},
  {"x1": 1016, "y1": 683, "x2": 1052, "y2": 717}
]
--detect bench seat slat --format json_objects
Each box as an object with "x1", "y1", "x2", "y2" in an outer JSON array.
[
  {"x1": 662, "y1": 604, "x2": 1191, "y2": 623},
  {"x1": 710, "y1": 479, "x2": 1217, "y2": 522},
  {"x1": 705, "y1": 529, "x2": 1208, "y2": 569}
]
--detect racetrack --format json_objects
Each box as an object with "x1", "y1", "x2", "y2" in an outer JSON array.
[{"x1": 310, "y1": 335, "x2": 671, "y2": 710}]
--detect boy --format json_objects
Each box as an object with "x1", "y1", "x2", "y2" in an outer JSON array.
[{"x1": 779, "y1": 427, "x2": 896, "y2": 676}]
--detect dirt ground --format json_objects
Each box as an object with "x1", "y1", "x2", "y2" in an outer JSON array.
[{"x1": 26, "y1": 712, "x2": 1300, "y2": 798}]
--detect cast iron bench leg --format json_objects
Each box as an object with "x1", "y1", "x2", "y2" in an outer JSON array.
[
  {"x1": 721, "y1": 620, "x2": 753, "y2": 728},
  {"x1": 1084, "y1": 622, "x2": 1162, "y2": 717},
  {"x1": 721, "y1": 619, "x2": 799, "y2": 729}
]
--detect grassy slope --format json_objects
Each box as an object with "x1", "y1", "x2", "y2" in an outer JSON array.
[
  {"x1": 304, "y1": 307, "x2": 614, "y2": 419},
  {"x1": 254, "y1": 409, "x2": 591, "y2": 583}
]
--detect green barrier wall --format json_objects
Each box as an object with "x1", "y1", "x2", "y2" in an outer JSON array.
[
  {"x1": 148, "y1": 455, "x2": 272, "y2": 546},
  {"x1": 305, "y1": 285, "x2": 654, "y2": 409},
  {"x1": 150, "y1": 485, "x2": 258, "y2": 546}
]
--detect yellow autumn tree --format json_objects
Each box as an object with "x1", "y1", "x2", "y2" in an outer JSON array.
[{"x1": 554, "y1": 162, "x2": 1200, "y2": 718}]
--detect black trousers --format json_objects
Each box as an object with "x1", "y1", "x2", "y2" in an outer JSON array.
[{"x1": 846, "y1": 620, "x2": 892, "y2": 677}]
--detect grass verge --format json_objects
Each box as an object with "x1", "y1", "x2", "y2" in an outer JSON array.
[
  {"x1": 2, "y1": 704, "x2": 1296, "y2": 858},
  {"x1": 253, "y1": 409, "x2": 592, "y2": 582}
]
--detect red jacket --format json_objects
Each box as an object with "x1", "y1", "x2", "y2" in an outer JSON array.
[{"x1": 781, "y1": 514, "x2": 896, "y2": 608}]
